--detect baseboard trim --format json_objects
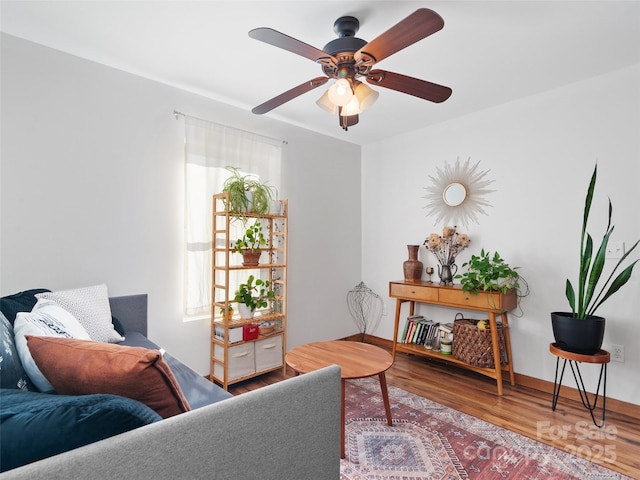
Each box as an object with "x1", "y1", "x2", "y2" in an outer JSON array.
[{"x1": 343, "y1": 333, "x2": 640, "y2": 418}]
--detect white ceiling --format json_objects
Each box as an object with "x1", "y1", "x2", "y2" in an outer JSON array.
[{"x1": 2, "y1": 1, "x2": 639, "y2": 146}]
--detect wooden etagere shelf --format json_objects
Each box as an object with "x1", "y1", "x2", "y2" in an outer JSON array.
[{"x1": 210, "y1": 192, "x2": 288, "y2": 390}]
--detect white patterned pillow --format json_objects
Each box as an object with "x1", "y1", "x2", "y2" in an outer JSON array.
[
  {"x1": 36, "y1": 284, "x2": 124, "y2": 343},
  {"x1": 13, "y1": 298, "x2": 92, "y2": 392}
]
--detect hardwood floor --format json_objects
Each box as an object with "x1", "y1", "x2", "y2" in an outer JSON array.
[{"x1": 229, "y1": 345, "x2": 640, "y2": 479}]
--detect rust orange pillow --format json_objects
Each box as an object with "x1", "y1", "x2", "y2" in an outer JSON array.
[{"x1": 26, "y1": 336, "x2": 190, "y2": 418}]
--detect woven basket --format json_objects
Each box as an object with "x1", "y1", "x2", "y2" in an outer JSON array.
[{"x1": 452, "y1": 313, "x2": 507, "y2": 368}]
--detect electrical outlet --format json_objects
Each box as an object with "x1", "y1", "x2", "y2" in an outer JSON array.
[
  {"x1": 611, "y1": 344, "x2": 624, "y2": 362},
  {"x1": 606, "y1": 241, "x2": 625, "y2": 259}
]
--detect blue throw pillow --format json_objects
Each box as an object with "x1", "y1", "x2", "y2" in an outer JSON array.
[
  {"x1": 0, "y1": 389, "x2": 162, "y2": 472},
  {"x1": 0, "y1": 289, "x2": 50, "y2": 325},
  {"x1": 0, "y1": 312, "x2": 34, "y2": 391}
]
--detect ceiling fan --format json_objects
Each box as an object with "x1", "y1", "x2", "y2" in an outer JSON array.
[{"x1": 249, "y1": 8, "x2": 452, "y2": 131}]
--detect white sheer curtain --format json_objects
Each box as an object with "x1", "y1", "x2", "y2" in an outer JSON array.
[{"x1": 184, "y1": 116, "x2": 282, "y2": 317}]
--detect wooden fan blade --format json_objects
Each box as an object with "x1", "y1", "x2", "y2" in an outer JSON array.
[
  {"x1": 249, "y1": 28, "x2": 336, "y2": 65},
  {"x1": 366, "y1": 70, "x2": 452, "y2": 103},
  {"x1": 355, "y1": 9, "x2": 444, "y2": 65},
  {"x1": 252, "y1": 77, "x2": 329, "y2": 115}
]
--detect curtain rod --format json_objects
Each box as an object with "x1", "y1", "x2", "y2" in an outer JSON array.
[{"x1": 173, "y1": 110, "x2": 288, "y2": 145}]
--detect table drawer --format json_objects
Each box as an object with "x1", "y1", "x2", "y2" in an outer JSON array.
[
  {"x1": 255, "y1": 335, "x2": 283, "y2": 371},
  {"x1": 389, "y1": 282, "x2": 439, "y2": 302},
  {"x1": 439, "y1": 288, "x2": 505, "y2": 310}
]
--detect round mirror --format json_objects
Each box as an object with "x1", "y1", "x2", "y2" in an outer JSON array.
[{"x1": 442, "y1": 183, "x2": 467, "y2": 207}]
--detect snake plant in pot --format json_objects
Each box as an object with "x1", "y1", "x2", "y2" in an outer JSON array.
[{"x1": 552, "y1": 164, "x2": 639, "y2": 354}]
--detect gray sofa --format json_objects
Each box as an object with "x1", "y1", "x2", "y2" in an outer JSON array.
[{"x1": 0, "y1": 292, "x2": 341, "y2": 479}]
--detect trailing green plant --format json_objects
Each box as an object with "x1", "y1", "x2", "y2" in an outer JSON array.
[
  {"x1": 233, "y1": 275, "x2": 275, "y2": 312},
  {"x1": 457, "y1": 249, "x2": 525, "y2": 295},
  {"x1": 232, "y1": 221, "x2": 266, "y2": 253},
  {"x1": 221, "y1": 166, "x2": 251, "y2": 216},
  {"x1": 248, "y1": 178, "x2": 276, "y2": 216},
  {"x1": 565, "y1": 164, "x2": 639, "y2": 319},
  {"x1": 220, "y1": 166, "x2": 276, "y2": 217}
]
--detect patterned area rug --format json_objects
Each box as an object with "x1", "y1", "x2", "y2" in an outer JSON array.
[{"x1": 340, "y1": 378, "x2": 630, "y2": 480}]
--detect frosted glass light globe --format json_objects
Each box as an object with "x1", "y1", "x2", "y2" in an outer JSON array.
[{"x1": 328, "y1": 79, "x2": 353, "y2": 107}]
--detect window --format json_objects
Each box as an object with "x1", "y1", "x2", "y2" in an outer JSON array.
[{"x1": 183, "y1": 116, "x2": 282, "y2": 317}]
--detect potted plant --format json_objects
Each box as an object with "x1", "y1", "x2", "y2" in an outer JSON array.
[
  {"x1": 456, "y1": 249, "x2": 529, "y2": 313},
  {"x1": 232, "y1": 221, "x2": 266, "y2": 266},
  {"x1": 221, "y1": 166, "x2": 276, "y2": 217},
  {"x1": 221, "y1": 166, "x2": 252, "y2": 216},
  {"x1": 233, "y1": 275, "x2": 275, "y2": 319},
  {"x1": 219, "y1": 304, "x2": 233, "y2": 321},
  {"x1": 247, "y1": 178, "x2": 276, "y2": 216},
  {"x1": 552, "y1": 164, "x2": 639, "y2": 354}
]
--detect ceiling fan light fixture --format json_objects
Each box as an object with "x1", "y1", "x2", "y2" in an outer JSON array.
[
  {"x1": 338, "y1": 109, "x2": 359, "y2": 131},
  {"x1": 354, "y1": 82, "x2": 379, "y2": 112},
  {"x1": 316, "y1": 90, "x2": 337, "y2": 114},
  {"x1": 249, "y1": 8, "x2": 452, "y2": 132},
  {"x1": 340, "y1": 96, "x2": 361, "y2": 116},
  {"x1": 327, "y1": 78, "x2": 353, "y2": 106}
]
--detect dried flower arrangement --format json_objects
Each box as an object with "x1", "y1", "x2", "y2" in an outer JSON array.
[{"x1": 423, "y1": 226, "x2": 471, "y2": 265}]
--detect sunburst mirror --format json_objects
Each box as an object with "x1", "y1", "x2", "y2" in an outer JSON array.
[{"x1": 423, "y1": 158, "x2": 495, "y2": 227}]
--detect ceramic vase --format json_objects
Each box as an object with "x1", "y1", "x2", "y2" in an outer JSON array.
[{"x1": 403, "y1": 245, "x2": 423, "y2": 282}]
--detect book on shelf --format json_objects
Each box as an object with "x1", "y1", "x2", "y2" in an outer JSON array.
[
  {"x1": 400, "y1": 315, "x2": 421, "y2": 343},
  {"x1": 400, "y1": 316, "x2": 442, "y2": 346},
  {"x1": 439, "y1": 322, "x2": 454, "y2": 333},
  {"x1": 401, "y1": 315, "x2": 423, "y2": 343}
]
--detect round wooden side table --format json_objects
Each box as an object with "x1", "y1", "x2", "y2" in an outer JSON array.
[
  {"x1": 549, "y1": 343, "x2": 610, "y2": 427},
  {"x1": 286, "y1": 341, "x2": 393, "y2": 459}
]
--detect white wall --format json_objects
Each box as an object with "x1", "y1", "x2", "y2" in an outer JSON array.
[
  {"x1": 362, "y1": 65, "x2": 640, "y2": 404},
  {"x1": 0, "y1": 34, "x2": 362, "y2": 374},
  {"x1": 3, "y1": 33, "x2": 639, "y2": 405}
]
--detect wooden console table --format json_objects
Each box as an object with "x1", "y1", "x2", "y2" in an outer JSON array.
[{"x1": 389, "y1": 281, "x2": 517, "y2": 395}]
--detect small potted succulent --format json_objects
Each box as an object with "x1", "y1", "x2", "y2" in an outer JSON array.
[
  {"x1": 219, "y1": 304, "x2": 234, "y2": 321},
  {"x1": 232, "y1": 221, "x2": 266, "y2": 266},
  {"x1": 233, "y1": 275, "x2": 275, "y2": 319}
]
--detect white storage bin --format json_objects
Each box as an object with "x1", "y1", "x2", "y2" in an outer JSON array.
[
  {"x1": 229, "y1": 327, "x2": 243, "y2": 344},
  {"x1": 214, "y1": 342, "x2": 255, "y2": 381},
  {"x1": 255, "y1": 335, "x2": 283, "y2": 372},
  {"x1": 213, "y1": 343, "x2": 224, "y2": 361}
]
